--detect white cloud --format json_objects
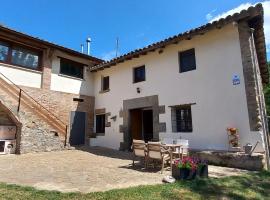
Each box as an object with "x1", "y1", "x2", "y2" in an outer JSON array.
[
  {"x1": 205, "y1": 9, "x2": 217, "y2": 21},
  {"x1": 101, "y1": 50, "x2": 117, "y2": 61},
  {"x1": 208, "y1": 1, "x2": 270, "y2": 53},
  {"x1": 210, "y1": 3, "x2": 253, "y2": 22}
]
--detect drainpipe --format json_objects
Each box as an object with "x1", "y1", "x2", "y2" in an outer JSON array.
[{"x1": 249, "y1": 28, "x2": 270, "y2": 170}]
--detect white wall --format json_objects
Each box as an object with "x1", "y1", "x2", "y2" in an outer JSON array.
[
  {"x1": 0, "y1": 63, "x2": 42, "y2": 88},
  {"x1": 50, "y1": 50, "x2": 95, "y2": 96},
  {"x1": 90, "y1": 23, "x2": 264, "y2": 152}
]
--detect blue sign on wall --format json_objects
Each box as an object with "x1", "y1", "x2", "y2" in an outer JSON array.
[{"x1": 232, "y1": 75, "x2": 240, "y2": 85}]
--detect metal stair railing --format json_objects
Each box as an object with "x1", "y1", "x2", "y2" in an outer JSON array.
[{"x1": 0, "y1": 71, "x2": 68, "y2": 146}]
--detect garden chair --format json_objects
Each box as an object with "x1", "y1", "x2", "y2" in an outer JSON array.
[
  {"x1": 132, "y1": 139, "x2": 147, "y2": 167},
  {"x1": 172, "y1": 139, "x2": 189, "y2": 159},
  {"x1": 146, "y1": 142, "x2": 172, "y2": 173}
]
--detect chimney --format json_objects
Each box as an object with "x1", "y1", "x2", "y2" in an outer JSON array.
[
  {"x1": 81, "y1": 44, "x2": 84, "y2": 53},
  {"x1": 86, "y1": 37, "x2": 91, "y2": 55}
]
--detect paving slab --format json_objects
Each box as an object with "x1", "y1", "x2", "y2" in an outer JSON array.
[{"x1": 0, "y1": 147, "x2": 250, "y2": 193}]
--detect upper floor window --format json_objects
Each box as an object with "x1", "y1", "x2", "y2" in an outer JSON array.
[
  {"x1": 101, "y1": 76, "x2": 110, "y2": 92},
  {"x1": 0, "y1": 42, "x2": 9, "y2": 62},
  {"x1": 179, "y1": 48, "x2": 196, "y2": 73},
  {"x1": 171, "y1": 105, "x2": 193, "y2": 132},
  {"x1": 11, "y1": 47, "x2": 39, "y2": 69},
  {"x1": 133, "y1": 65, "x2": 145, "y2": 83},
  {"x1": 0, "y1": 40, "x2": 41, "y2": 70},
  {"x1": 60, "y1": 58, "x2": 84, "y2": 79}
]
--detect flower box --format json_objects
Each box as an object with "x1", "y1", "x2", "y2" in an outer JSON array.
[
  {"x1": 172, "y1": 165, "x2": 197, "y2": 180},
  {"x1": 173, "y1": 157, "x2": 208, "y2": 180}
]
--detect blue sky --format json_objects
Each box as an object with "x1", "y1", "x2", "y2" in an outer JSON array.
[{"x1": 0, "y1": 0, "x2": 269, "y2": 60}]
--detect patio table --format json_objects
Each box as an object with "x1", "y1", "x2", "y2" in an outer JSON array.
[{"x1": 162, "y1": 144, "x2": 183, "y2": 159}]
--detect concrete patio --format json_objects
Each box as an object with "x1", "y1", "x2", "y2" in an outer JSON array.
[{"x1": 0, "y1": 147, "x2": 250, "y2": 193}]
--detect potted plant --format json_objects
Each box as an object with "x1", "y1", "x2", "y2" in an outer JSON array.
[
  {"x1": 174, "y1": 157, "x2": 198, "y2": 180},
  {"x1": 196, "y1": 159, "x2": 208, "y2": 178},
  {"x1": 227, "y1": 127, "x2": 238, "y2": 135}
]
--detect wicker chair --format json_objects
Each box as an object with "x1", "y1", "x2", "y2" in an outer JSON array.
[
  {"x1": 146, "y1": 142, "x2": 172, "y2": 173},
  {"x1": 132, "y1": 139, "x2": 147, "y2": 167}
]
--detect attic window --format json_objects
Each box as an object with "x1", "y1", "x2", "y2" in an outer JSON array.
[
  {"x1": 133, "y1": 65, "x2": 145, "y2": 83},
  {"x1": 101, "y1": 76, "x2": 110, "y2": 91},
  {"x1": 60, "y1": 58, "x2": 84, "y2": 79},
  {"x1": 179, "y1": 48, "x2": 196, "y2": 73}
]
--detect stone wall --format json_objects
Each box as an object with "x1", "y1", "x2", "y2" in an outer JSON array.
[
  {"x1": 238, "y1": 21, "x2": 262, "y2": 131},
  {"x1": 21, "y1": 86, "x2": 95, "y2": 139},
  {"x1": 191, "y1": 151, "x2": 265, "y2": 171},
  {"x1": 0, "y1": 106, "x2": 14, "y2": 125},
  {"x1": 0, "y1": 82, "x2": 95, "y2": 153}
]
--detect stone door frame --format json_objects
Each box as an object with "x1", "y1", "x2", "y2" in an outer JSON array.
[{"x1": 119, "y1": 95, "x2": 166, "y2": 150}]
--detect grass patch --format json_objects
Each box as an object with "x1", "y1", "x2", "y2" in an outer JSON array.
[{"x1": 0, "y1": 171, "x2": 269, "y2": 200}]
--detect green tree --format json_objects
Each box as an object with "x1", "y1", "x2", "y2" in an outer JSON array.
[{"x1": 264, "y1": 61, "x2": 270, "y2": 116}]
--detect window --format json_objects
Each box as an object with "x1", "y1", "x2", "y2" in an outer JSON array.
[
  {"x1": 179, "y1": 48, "x2": 196, "y2": 73},
  {"x1": 171, "y1": 106, "x2": 193, "y2": 132},
  {"x1": 60, "y1": 58, "x2": 84, "y2": 79},
  {"x1": 96, "y1": 114, "x2": 105, "y2": 133},
  {"x1": 0, "y1": 42, "x2": 9, "y2": 62},
  {"x1": 0, "y1": 40, "x2": 41, "y2": 70},
  {"x1": 133, "y1": 65, "x2": 145, "y2": 83},
  {"x1": 11, "y1": 47, "x2": 39, "y2": 69},
  {"x1": 101, "y1": 76, "x2": 110, "y2": 91}
]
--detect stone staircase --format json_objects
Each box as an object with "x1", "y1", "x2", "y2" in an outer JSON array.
[{"x1": 0, "y1": 73, "x2": 67, "y2": 153}]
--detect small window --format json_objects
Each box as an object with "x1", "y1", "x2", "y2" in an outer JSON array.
[
  {"x1": 60, "y1": 58, "x2": 84, "y2": 79},
  {"x1": 179, "y1": 48, "x2": 196, "y2": 73},
  {"x1": 96, "y1": 114, "x2": 105, "y2": 133},
  {"x1": 133, "y1": 65, "x2": 145, "y2": 83},
  {"x1": 102, "y1": 76, "x2": 110, "y2": 91},
  {"x1": 0, "y1": 42, "x2": 9, "y2": 62},
  {"x1": 11, "y1": 47, "x2": 40, "y2": 69},
  {"x1": 172, "y1": 106, "x2": 193, "y2": 132}
]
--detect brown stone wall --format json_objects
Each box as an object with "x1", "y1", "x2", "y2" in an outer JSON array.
[
  {"x1": 41, "y1": 49, "x2": 53, "y2": 90},
  {"x1": 0, "y1": 107, "x2": 14, "y2": 125},
  {"x1": 20, "y1": 86, "x2": 95, "y2": 140},
  {"x1": 238, "y1": 21, "x2": 262, "y2": 131}
]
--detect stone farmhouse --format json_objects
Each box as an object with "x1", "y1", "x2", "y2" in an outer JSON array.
[{"x1": 0, "y1": 4, "x2": 269, "y2": 165}]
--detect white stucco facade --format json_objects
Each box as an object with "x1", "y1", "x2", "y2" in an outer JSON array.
[
  {"x1": 0, "y1": 63, "x2": 42, "y2": 88},
  {"x1": 50, "y1": 50, "x2": 95, "y2": 96},
  {"x1": 90, "y1": 23, "x2": 264, "y2": 152}
]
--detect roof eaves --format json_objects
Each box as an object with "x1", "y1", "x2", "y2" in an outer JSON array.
[{"x1": 91, "y1": 4, "x2": 263, "y2": 71}]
